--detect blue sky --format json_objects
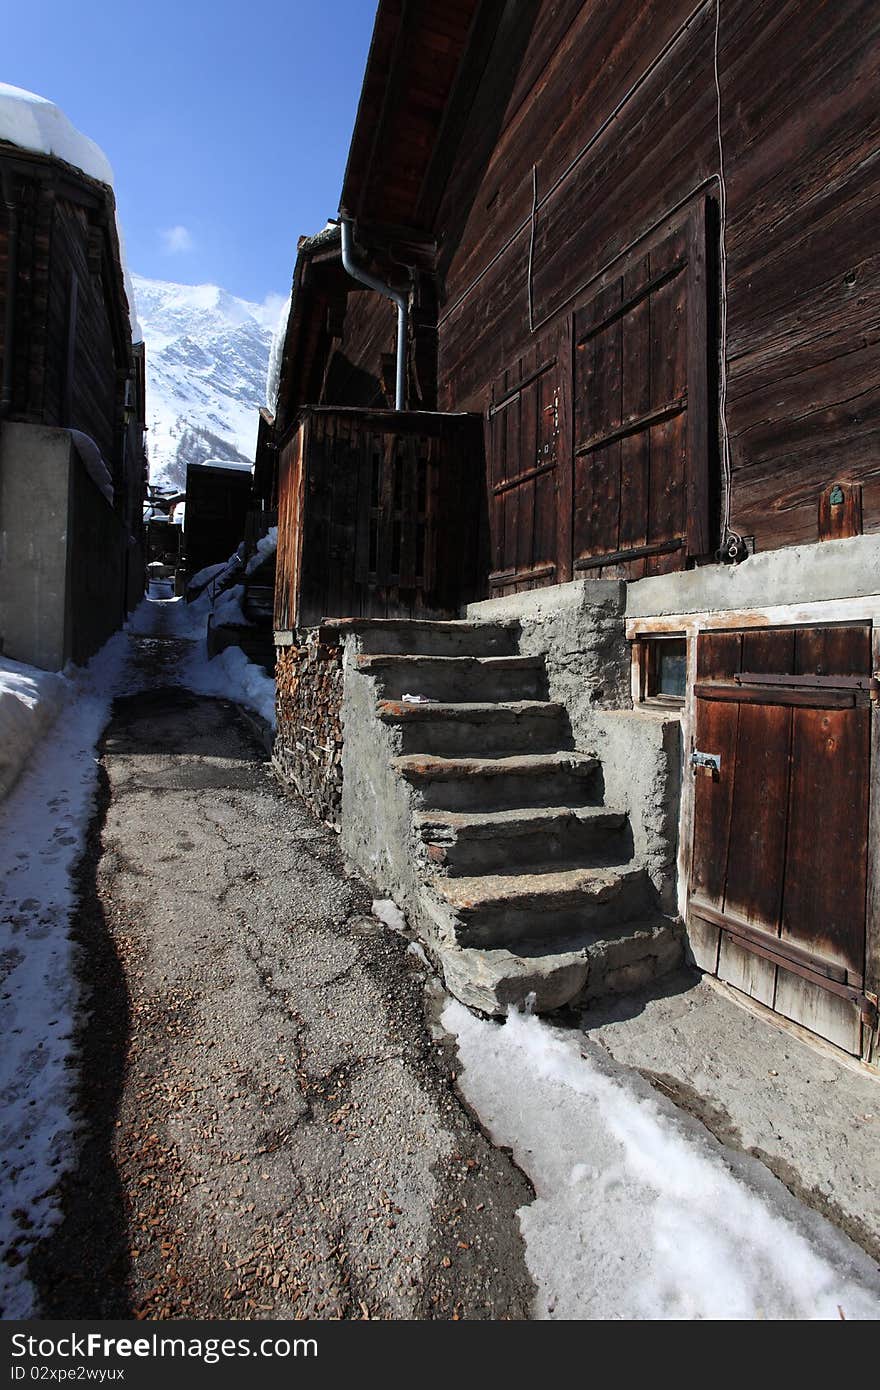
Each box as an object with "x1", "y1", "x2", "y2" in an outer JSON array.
[{"x1": 3, "y1": 0, "x2": 377, "y2": 305}]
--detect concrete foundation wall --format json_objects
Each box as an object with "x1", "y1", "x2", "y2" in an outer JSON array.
[
  {"x1": 467, "y1": 580, "x2": 682, "y2": 908},
  {"x1": 0, "y1": 421, "x2": 129, "y2": 671},
  {"x1": 339, "y1": 644, "x2": 424, "y2": 911},
  {"x1": 0, "y1": 423, "x2": 72, "y2": 670},
  {"x1": 626, "y1": 534, "x2": 880, "y2": 618}
]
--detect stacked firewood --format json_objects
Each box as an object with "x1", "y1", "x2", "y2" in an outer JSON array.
[{"x1": 273, "y1": 627, "x2": 344, "y2": 827}]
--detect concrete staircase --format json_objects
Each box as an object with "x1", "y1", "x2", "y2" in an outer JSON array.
[{"x1": 345, "y1": 618, "x2": 683, "y2": 1015}]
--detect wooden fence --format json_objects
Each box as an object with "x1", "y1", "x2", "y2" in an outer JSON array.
[{"x1": 274, "y1": 407, "x2": 484, "y2": 631}]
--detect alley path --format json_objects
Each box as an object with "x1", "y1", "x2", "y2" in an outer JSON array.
[{"x1": 32, "y1": 659, "x2": 534, "y2": 1318}]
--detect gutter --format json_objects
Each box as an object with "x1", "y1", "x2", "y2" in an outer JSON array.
[
  {"x1": 340, "y1": 216, "x2": 408, "y2": 411},
  {"x1": 0, "y1": 165, "x2": 18, "y2": 418}
]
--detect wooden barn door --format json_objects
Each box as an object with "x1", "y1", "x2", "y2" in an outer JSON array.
[
  {"x1": 688, "y1": 625, "x2": 875, "y2": 1054},
  {"x1": 486, "y1": 321, "x2": 572, "y2": 595},
  {"x1": 571, "y1": 201, "x2": 710, "y2": 578}
]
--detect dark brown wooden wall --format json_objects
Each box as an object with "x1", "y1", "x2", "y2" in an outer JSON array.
[
  {"x1": 334, "y1": 0, "x2": 880, "y2": 575},
  {"x1": 274, "y1": 409, "x2": 485, "y2": 627},
  {"x1": 435, "y1": 0, "x2": 880, "y2": 558},
  {"x1": 0, "y1": 157, "x2": 130, "y2": 482}
]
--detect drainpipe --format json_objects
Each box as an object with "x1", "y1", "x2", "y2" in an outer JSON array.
[
  {"x1": 1, "y1": 166, "x2": 18, "y2": 418},
  {"x1": 340, "y1": 216, "x2": 408, "y2": 411}
]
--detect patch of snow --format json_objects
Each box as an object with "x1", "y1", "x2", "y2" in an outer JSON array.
[
  {"x1": 0, "y1": 658, "x2": 69, "y2": 801},
  {"x1": 212, "y1": 584, "x2": 252, "y2": 629},
  {"x1": 69, "y1": 430, "x2": 114, "y2": 505},
  {"x1": 0, "y1": 82, "x2": 113, "y2": 188},
  {"x1": 0, "y1": 620, "x2": 138, "y2": 1317},
  {"x1": 372, "y1": 899, "x2": 407, "y2": 934},
  {"x1": 162, "y1": 594, "x2": 275, "y2": 729},
  {"x1": 266, "y1": 293, "x2": 291, "y2": 413},
  {"x1": 185, "y1": 561, "x2": 227, "y2": 601},
  {"x1": 190, "y1": 458, "x2": 254, "y2": 473},
  {"x1": 442, "y1": 1002, "x2": 880, "y2": 1321},
  {"x1": 244, "y1": 526, "x2": 277, "y2": 576}
]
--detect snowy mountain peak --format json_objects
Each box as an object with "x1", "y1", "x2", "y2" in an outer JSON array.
[{"x1": 133, "y1": 273, "x2": 283, "y2": 489}]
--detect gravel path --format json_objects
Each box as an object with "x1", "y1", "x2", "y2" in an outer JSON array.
[{"x1": 32, "y1": 673, "x2": 534, "y2": 1319}]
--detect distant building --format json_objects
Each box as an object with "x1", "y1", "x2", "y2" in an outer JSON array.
[
  {"x1": 0, "y1": 85, "x2": 146, "y2": 670},
  {"x1": 184, "y1": 459, "x2": 254, "y2": 581}
]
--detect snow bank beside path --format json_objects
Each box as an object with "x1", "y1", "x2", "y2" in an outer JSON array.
[
  {"x1": 443, "y1": 1003, "x2": 880, "y2": 1321},
  {"x1": 159, "y1": 594, "x2": 276, "y2": 729},
  {"x1": 1, "y1": 596, "x2": 274, "y2": 1313},
  {"x1": 0, "y1": 625, "x2": 135, "y2": 1317},
  {"x1": 0, "y1": 658, "x2": 69, "y2": 802}
]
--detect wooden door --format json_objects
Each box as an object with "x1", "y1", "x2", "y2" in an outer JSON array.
[
  {"x1": 486, "y1": 321, "x2": 572, "y2": 595},
  {"x1": 571, "y1": 201, "x2": 710, "y2": 578},
  {"x1": 688, "y1": 625, "x2": 874, "y2": 1054}
]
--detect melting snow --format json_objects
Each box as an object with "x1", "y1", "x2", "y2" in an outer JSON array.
[
  {"x1": 0, "y1": 596, "x2": 276, "y2": 1314},
  {"x1": 443, "y1": 1002, "x2": 880, "y2": 1320}
]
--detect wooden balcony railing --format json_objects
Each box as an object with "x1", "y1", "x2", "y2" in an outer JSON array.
[{"x1": 273, "y1": 407, "x2": 484, "y2": 632}]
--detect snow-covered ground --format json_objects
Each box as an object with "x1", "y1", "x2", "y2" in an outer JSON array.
[
  {"x1": 0, "y1": 598, "x2": 275, "y2": 1316},
  {"x1": 443, "y1": 1002, "x2": 880, "y2": 1320},
  {"x1": 0, "y1": 658, "x2": 68, "y2": 802}
]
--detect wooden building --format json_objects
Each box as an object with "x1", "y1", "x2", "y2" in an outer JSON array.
[
  {"x1": 0, "y1": 106, "x2": 146, "y2": 669},
  {"x1": 268, "y1": 0, "x2": 880, "y2": 1058}
]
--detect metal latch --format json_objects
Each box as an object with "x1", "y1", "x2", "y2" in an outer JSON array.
[{"x1": 691, "y1": 750, "x2": 721, "y2": 775}]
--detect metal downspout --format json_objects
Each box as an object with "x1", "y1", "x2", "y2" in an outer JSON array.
[
  {"x1": 1, "y1": 167, "x2": 18, "y2": 418},
  {"x1": 340, "y1": 216, "x2": 408, "y2": 411}
]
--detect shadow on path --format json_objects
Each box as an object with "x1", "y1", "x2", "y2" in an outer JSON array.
[{"x1": 29, "y1": 751, "x2": 133, "y2": 1317}]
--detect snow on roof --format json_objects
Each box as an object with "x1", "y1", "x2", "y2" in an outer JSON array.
[
  {"x1": 266, "y1": 293, "x2": 291, "y2": 414},
  {"x1": 69, "y1": 430, "x2": 113, "y2": 506},
  {"x1": 266, "y1": 221, "x2": 339, "y2": 413},
  {"x1": 189, "y1": 458, "x2": 254, "y2": 473},
  {"x1": 0, "y1": 84, "x2": 140, "y2": 340}
]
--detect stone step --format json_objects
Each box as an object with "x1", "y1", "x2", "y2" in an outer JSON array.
[
  {"x1": 394, "y1": 750, "x2": 600, "y2": 812},
  {"x1": 431, "y1": 863, "x2": 651, "y2": 949},
  {"x1": 358, "y1": 653, "x2": 545, "y2": 703},
  {"x1": 378, "y1": 700, "x2": 569, "y2": 757},
  {"x1": 332, "y1": 617, "x2": 519, "y2": 657},
  {"x1": 415, "y1": 804, "x2": 630, "y2": 876},
  {"x1": 428, "y1": 910, "x2": 685, "y2": 1016}
]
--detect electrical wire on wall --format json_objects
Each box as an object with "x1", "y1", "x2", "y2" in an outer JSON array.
[
  {"x1": 527, "y1": 164, "x2": 538, "y2": 334},
  {"x1": 713, "y1": 0, "x2": 744, "y2": 561}
]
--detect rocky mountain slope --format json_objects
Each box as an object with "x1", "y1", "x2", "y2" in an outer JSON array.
[{"x1": 133, "y1": 274, "x2": 281, "y2": 489}]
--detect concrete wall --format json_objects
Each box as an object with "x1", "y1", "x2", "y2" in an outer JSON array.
[
  {"x1": 339, "y1": 640, "x2": 425, "y2": 912},
  {"x1": 0, "y1": 423, "x2": 72, "y2": 671},
  {"x1": 0, "y1": 420, "x2": 128, "y2": 671},
  {"x1": 467, "y1": 580, "x2": 683, "y2": 909},
  {"x1": 626, "y1": 534, "x2": 880, "y2": 619}
]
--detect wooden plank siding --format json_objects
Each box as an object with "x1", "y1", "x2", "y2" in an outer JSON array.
[
  {"x1": 0, "y1": 150, "x2": 133, "y2": 495},
  {"x1": 332, "y1": 0, "x2": 880, "y2": 587},
  {"x1": 688, "y1": 624, "x2": 873, "y2": 1054},
  {"x1": 274, "y1": 408, "x2": 485, "y2": 630}
]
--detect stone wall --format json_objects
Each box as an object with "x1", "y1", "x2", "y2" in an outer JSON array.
[
  {"x1": 467, "y1": 579, "x2": 683, "y2": 910},
  {"x1": 273, "y1": 627, "x2": 345, "y2": 826}
]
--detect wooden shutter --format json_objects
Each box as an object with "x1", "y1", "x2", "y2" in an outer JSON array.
[{"x1": 572, "y1": 200, "x2": 710, "y2": 577}]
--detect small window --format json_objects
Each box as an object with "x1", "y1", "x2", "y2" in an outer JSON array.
[{"x1": 643, "y1": 637, "x2": 687, "y2": 704}]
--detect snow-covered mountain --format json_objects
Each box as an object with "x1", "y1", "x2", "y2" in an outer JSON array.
[{"x1": 132, "y1": 274, "x2": 283, "y2": 489}]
